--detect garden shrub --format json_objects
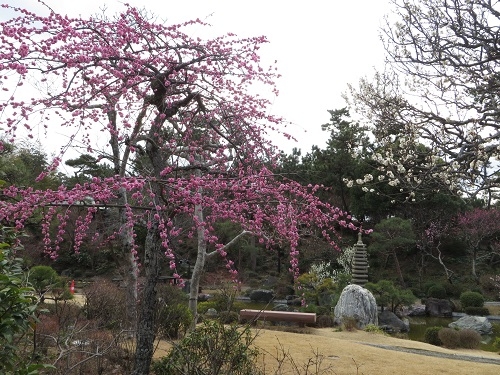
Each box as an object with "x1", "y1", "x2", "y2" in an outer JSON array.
[
  {"x1": 493, "y1": 337, "x2": 500, "y2": 351},
  {"x1": 157, "y1": 303, "x2": 192, "y2": 339},
  {"x1": 427, "y1": 284, "x2": 447, "y2": 299},
  {"x1": 364, "y1": 324, "x2": 385, "y2": 334},
  {"x1": 218, "y1": 310, "x2": 239, "y2": 324},
  {"x1": 83, "y1": 278, "x2": 126, "y2": 329},
  {"x1": 316, "y1": 314, "x2": 334, "y2": 328},
  {"x1": 156, "y1": 284, "x2": 191, "y2": 339},
  {"x1": 460, "y1": 291, "x2": 485, "y2": 309},
  {"x1": 340, "y1": 316, "x2": 358, "y2": 331},
  {"x1": 231, "y1": 301, "x2": 249, "y2": 312},
  {"x1": 424, "y1": 326, "x2": 443, "y2": 346},
  {"x1": 198, "y1": 300, "x2": 217, "y2": 314},
  {"x1": 464, "y1": 306, "x2": 490, "y2": 316},
  {"x1": 302, "y1": 304, "x2": 318, "y2": 314},
  {"x1": 152, "y1": 320, "x2": 262, "y2": 375},
  {"x1": 1, "y1": 244, "x2": 53, "y2": 375},
  {"x1": 300, "y1": 304, "x2": 332, "y2": 325},
  {"x1": 438, "y1": 328, "x2": 460, "y2": 348},
  {"x1": 365, "y1": 280, "x2": 416, "y2": 313},
  {"x1": 458, "y1": 329, "x2": 482, "y2": 349},
  {"x1": 442, "y1": 282, "x2": 463, "y2": 298}
]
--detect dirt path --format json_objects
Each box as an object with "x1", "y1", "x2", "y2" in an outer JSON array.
[{"x1": 362, "y1": 342, "x2": 500, "y2": 365}]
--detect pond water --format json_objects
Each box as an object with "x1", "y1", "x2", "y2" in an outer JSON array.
[{"x1": 406, "y1": 316, "x2": 500, "y2": 352}]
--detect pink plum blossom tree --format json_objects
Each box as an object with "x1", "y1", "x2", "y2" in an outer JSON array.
[
  {"x1": 0, "y1": 3, "x2": 362, "y2": 373},
  {"x1": 453, "y1": 208, "x2": 500, "y2": 280}
]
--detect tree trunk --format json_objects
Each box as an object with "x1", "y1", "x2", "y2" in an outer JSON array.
[
  {"x1": 119, "y1": 189, "x2": 138, "y2": 336},
  {"x1": 132, "y1": 218, "x2": 162, "y2": 375},
  {"x1": 188, "y1": 202, "x2": 206, "y2": 328},
  {"x1": 108, "y1": 105, "x2": 139, "y2": 336},
  {"x1": 392, "y1": 249, "x2": 405, "y2": 287},
  {"x1": 472, "y1": 250, "x2": 478, "y2": 281}
]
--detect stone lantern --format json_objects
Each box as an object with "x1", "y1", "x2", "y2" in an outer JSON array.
[{"x1": 351, "y1": 232, "x2": 368, "y2": 286}]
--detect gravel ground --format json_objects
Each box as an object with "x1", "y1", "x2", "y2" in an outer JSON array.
[{"x1": 363, "y1": 343, "x2": 500, "y2": 365}]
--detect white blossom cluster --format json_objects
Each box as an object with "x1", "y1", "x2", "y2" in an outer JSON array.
[{"x1": 308, "y1": 246, "x2": 355, "y2": 285}]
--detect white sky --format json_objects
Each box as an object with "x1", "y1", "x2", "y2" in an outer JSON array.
[{"x1": 5, "y1": 0, "x2": 391, "y2": 155}]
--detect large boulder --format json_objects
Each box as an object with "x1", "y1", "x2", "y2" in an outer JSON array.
[
  {"x1": 407, "y1": 304, "x2": 426, "y2": 317},
  {"x1": 249, "y1": 289, "x2": 275, "y2": 303},
  {"x1": 334, "y1": 284, "x2": 378, "y2": 329},
  {"x1": 449, "y1": 315, "x2": 492, "y2": 335},
  {"x1": 378, "y1": 310, "x2": 409, "y2": 333},
  {"x1": 425, "y1": 298, "x2": 454, "y2": 317}
]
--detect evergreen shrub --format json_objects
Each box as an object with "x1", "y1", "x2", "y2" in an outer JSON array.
[
  {"x1": 218, "y1": 311, "x2": 239, "y2": 324},
  {"x1": 427, "y1": 284, "x2": 447, "y2": 299},
  {"x1": 197, "y1": 301, "x2": 217, "y2": 314},
  {"x1": 424, "y1": 326, "x2": 443, "y2": 346},
  {"x1": 464, "y1": 306, "x2": 490, "y2": 316},
  {"x1": 442, "y1": 282, "x2": 463, "y2": 298},
  {"x1": 460, "y1": 291, "x2": 485, "y2": 309},
  {"x1": 157, "y1": 303, "x2": 192, "y2": 339},
  {"x1": 316, "y1": 314, "x2": 334, "y2": 328},
  {"x1": 152, "y1": 321, "x2": 262, "y2": 375},
  {"x1": 493, "y1": 337, "x2": 500, "y2": 351}
]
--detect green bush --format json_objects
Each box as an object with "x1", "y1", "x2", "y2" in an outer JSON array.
[
  {"x1": 464, "y1": 306, "x2": 490, "y2": 316},
  {"x1": 424, "y1": 326, "x2": 443, "y2": 346},
  {"x1": 460, "y1": 291, "x2": 485, "y2": 309},
  {"x1": 0, "y1": 235, "x2": 53, "y2": 374},
  {"x1": 364, "y1": 324, "x2": 385, "y2": 334},
  {"x1": 218, "y1": 311, "x2": 239, "y2": 324},
  {"x1": 157, "y1": 303, "x2": 192, "y2": 339},
  {"x1": 156, "y1": 284, "x2": 192, "y2": 339},
  {"x1": 438, "y1": 328, "x2": 460, "y2": 348},
  {"x1": 442, "y1": 283, "x2": 463, "y2": 298},
  {"x1": 365, "y1": 280, "x2": 416, "y2": 313},
  {"x1": 427, "y1": 284, "x2": 447, "y2": 299},
  {"x1": 198, "y1": 300, "x2": 217, "y2": 314},
  {"x1": 152, "y1": 320, "x2": 262, "y2": 375},
  {"x1": 493, "y1": 337, "x2": 500, "y2": 351},
  {"x1": 28, "y1": 265, "x2": 63, "y2": 302},
  {"x1": 458, "y1": 329, "x2": 482, "y2": 349},
  {"x1": 316, "y1": 315, "x2": 334, "y2": 328}
]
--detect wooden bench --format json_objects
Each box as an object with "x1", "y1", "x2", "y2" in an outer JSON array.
[{"x1": 239, "y1": 309, "x2": 316, "y2": 326}]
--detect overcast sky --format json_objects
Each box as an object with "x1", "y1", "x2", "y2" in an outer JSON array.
[{"x1": 5, "y1": 0, "x2": 391, "y2": 155}]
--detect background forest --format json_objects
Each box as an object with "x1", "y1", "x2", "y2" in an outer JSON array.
[{"x1": 3, "y1": 106, "x2": 500, "y2": 299}]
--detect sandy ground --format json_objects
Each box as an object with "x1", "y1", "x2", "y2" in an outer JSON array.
[{"x1": 155, "y1": 327, "x2": 500, "y2": 375}]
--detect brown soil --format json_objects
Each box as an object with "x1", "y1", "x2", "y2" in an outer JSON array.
[{"x1": 154, "y1": 327, "x2": 500, "y2": 375}]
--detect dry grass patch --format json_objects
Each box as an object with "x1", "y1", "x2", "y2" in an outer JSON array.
[{"x1": 154, "y1": 327, "x2": 500, "y2": 375}]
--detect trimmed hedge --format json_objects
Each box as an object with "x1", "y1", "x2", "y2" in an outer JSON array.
[
  {"x1": 424, "y1": 326, "x2": 443, "y2": 346},
  {"x1": 464, "y1": 306, "x2": 490, "y2": 316},
  {"x1": 460, "y1": 291, "x2": 484, "y2": 309}
]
